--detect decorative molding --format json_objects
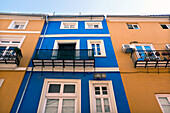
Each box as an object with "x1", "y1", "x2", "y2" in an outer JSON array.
[
  {"x1": 40, "y1": 34, "x2": 110, "y2": 37},
  {"x1": 0, "y1": 67, "x2": 27, "y2": 71},
  {"x1": 0, "y1": 30, "x2": 41, "y2": 34}
]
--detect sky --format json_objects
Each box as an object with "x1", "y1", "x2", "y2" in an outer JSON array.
[{"x1": 0, "y1": 0, "x2": 170, "y2": 15}]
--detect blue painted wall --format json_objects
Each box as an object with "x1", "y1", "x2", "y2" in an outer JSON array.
[
  {"x1": 11, "y1": 19, "x2": 130, "y2": 113},
  {"x1": 11, "y1": 72, "x2": 130, "y2": 113},
  {"x1": 41, "y1": 20, "x2": 109, "y2": 35},
  {"x1": 29, "y1": 37, "x2": 118, "y2": 67}
]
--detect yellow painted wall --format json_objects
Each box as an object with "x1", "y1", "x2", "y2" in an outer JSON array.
[
  {"x1": 107, "y1": 20, "x2": 170, "y2": 113},
  {"x1": 0, "y1": 71, "x2": 25, "y2": 113},
  {"x1": 0, "y1": 17, "x2": 45, "y2": 113}
]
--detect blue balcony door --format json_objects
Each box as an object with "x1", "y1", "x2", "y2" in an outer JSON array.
[{"x1": 58, "y1": 44, "x2": 76, "y2": 59}]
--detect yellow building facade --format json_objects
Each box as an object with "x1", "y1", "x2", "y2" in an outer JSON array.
[
  {"x1": 0, "y1": 13, "x2": 45, "y2": 113},
  {"x1": 107, "y1": 16, "x2": 170, "y2": 113}
]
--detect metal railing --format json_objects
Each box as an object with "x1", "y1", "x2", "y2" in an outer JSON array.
[
  {"x1": 131, "y1": 50, "x2": 170, "y2": 68},
  {"x1": 33, "y1": 49, "x2": 94, "y2": 60},
  {"x1": 0, "y1": 49, "x2": 23, "y2": 65}
]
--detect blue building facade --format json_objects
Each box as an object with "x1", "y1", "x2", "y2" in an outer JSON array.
[{"x1": 11, "y1": 15, "x2": 130, "y2": 113}]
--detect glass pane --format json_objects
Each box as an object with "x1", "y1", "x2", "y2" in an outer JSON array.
[
  {"x1": 158, "y1": 97, "x2": 170, "y2": 104},
  {"x1": 45, "y1": 106, "x2": 58, "y2": 113},
  {"x1": 62, "y1": 107, "x2": 75, "y2": 113},
  {"x1": 88, "y1": 25, "x2": 93, "y2": 28},
  {"x1": 103, "y1": 91, "x2": 107, "y2": 95},
  {"x1": 63, "y1": 85, "x2": 75, "y2": 93},
  {"x1": 127, "y1": 24, "x2": 133, "y2": 29},
  {"x1": 133, "y1": 25, "x2": 139, "y2": 29},
  {"x1": 94, "y1": 25, "x2": 99, "y2": 28},
  {"x1": 144, "y1": 46, "x2": 152, "y2": 51},
  {"x1": 0, "y1": 46, "x2": 6, "y2": 54},
  {"x1": 104, "y1": 105, "x2": 110, "y2": 112},
  {"x1": 161, "y1": 25, "x2": 168, "y2": 29},
  {"x1": 63, "y1": 99, "x2": 75, "y2": 106},
  {"x1": 46, "y1": 99, "x2": 59, "y2": 106},
  {"x1": 162, "y1": 105, "x2": 170, "y2": 113},
  {"x1": 64, "y1": 25, "x2": 69, "y2": 28},
  {"x1": 92, "y1": 44, "x2": 95, "y2": 48},
  {"x1": 102, "y1": 87, "x2": 107, "y2": 90},
  {"x1": 95, "y1": 87, "x2": 100, "y2": 90},
  {"x1": 70, "y1": 25, "x2": 75, "y2": 28},
  {"x1": 104, "y1": 98, "x2": 109, "y2": 105},
  {"x1": 48, "y1": 84, "x2": 61, "y2": 93},
  {"x1": 14, "y1": 25, "x2": 19, "y2": 29},
  {"x1": 1, "y1": 41, "x2": 10, "y2": 43},
  {"x1": 96, "y1": 98, "x2": 102, "y2": 112},
  {"x1": 95, "y1": 91, "x2": 100, "y2": 95}
]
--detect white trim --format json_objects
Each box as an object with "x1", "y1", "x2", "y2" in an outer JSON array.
[
  {"x1": 0, "y1": 67, "x2": 27, "y2": 70},
  {"x1": 0, "y1": 79, "x2": 4, "y2": 88},
  {"x1": 155, "y1": 94, "x2": 170, "y2": 113},
  {"x1": 89, "y1": 80, "x2": 118, "y2": 113},
  {"x1": 27, "y1": 67, "x2": 120, "y2": 72},
  {"x1": 7, "y1": 20, "x2": 29, "y2": 30},
  {"x1": 37, "y1": 79, "x2": 81, "y2": 113},
  {"x1": 60, "y1": 22, "x2": 78, "y2": 29},
  {"x1": 87, "y1": 40, "x2": 106, "y2": 57},
  {"x1": 53, "y1": 40, "x2": 80, "y2": 50},
  {"x1": 85, "y1": 22, "x2": 103, "y2": 29},
  {"x1": 0, "y1": 30, "x2": 41, "y2": 34},
  {"x1": 40, "y1": 34, "x2": 110, "y2": 37}
]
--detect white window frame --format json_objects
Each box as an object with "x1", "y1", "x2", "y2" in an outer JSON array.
[
  {"x1": 89, "y1": 81, "x2": 117, "y2": 113},
  {"x1": 155, "y1": 94, "x2": 170, "y2": 113},
  {"x1": 127, "y1": 24, "x2": 140, "y2": 29},
  {"x1": 0, "y1": 79, "x2": 4, "y2": 88},
  {"x1": 85, "y1": 22, "x2": 103, "y2": 29},
  {"x1": 60, "y1": 22, "x2": 78, "y2": 29},
  {"x1": 160, "y1": 24, "x2": 170, "y2": 29},
  {"x1": 132, "y1": 44, "x2": 155, "y2": 58},
  {"x1": 7, "y1": 20, "x2": 29, "y2": 30},
  {"x1": 37, "y1": 79, "x2": 81, "y2": 113},
  {"x1": 0, "y1": 35, "x2": 26, "y2": 56},
  {"x1": 87, "y1": 40, "x2": 106, "y2": 57}
]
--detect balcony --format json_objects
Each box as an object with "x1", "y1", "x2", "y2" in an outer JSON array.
[
  {"x1": 32, "y1": 49, "x2": 95, "y2": 68},
  {"x1": 0, "y1": 48, "x2": 23, "y2": 67},
  {"x1": 131, "y1": 50, "x2": 170, "y2": 68}
]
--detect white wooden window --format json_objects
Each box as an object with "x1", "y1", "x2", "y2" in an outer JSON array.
[
  {"x1": 60, "y1": 22, "x2": 78, "y2": 29},
  {"x1": 155, "y1": 94, "x2": 170, "y2": 113},
  {"x1": 127, "y1": 24, "x2": 140, "y2": 29},
  {"x1": 0, "y1": 79, "x2": 4, "y2": 88},
  {"x1": 89, "y1": 81, "x2": 117, "y2": 113},
  {"x1": 87, "y1": 40, "x2": 106, "y2": 57},
  {"x1": 85, "y1": 22, "x2": 103, "y2": 29},
  {"x1": 37, "y1": 79, "x2": 81, "y2": 113},
  {"x1": 161, "y1": 24, "x2": 170, "y2": 29},
  {"x1": 8, "y1": 20, "x2": 28, "y2": 29},
  {"x1": 0, "y1": 35, "x2": 25, "y2": 56}
]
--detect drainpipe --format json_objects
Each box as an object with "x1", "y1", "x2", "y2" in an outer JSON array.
[{"x1": 15, "y1": 15, "x2": 49, "y2": 113}]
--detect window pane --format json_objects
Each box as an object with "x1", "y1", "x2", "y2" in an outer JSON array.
[
  {"x1": 158, "y1": 97, "x2": 170, "y2": 104},
  {"x1": 63, "y1": 85, "x2": 75, "y2": 93},
  {"x1": 161, "y1": 25, "x2": 168, "y2": 29},
  {"x1": 127, "y1": 24, "x2": 133, "y2": 29},
  {"x1": 46, "y1": 99, "x2": 59, "y2": 106},
  {"x1": 0, "y1": 47, "x2": 6, "y2": 54},
  {"x1": 96, "y1": 98, "x2": 102, "y2": 112},
  {"x1": 45, "y1": 106, "x2": 58, "y2": 113},
  {"x1": 48, "y1": 84, "x2": 61, "y2": 93},
  {"x1": 102, "y1": 87, "x2": 107, "y2": 90},
  {"x1": 95, "y1": 87, "x2": 100, "y2": 90},
  {"x1": 133, "y1": 25, "x2": 139, "y2": 29},
  {"x1": 62, "y1": 107, "x2": 75, "y2": 113},
  {"x1": 1, "y1": 41, "x2": 10, "y2": 43},
  {"x1": 14, "y1": 25, "x2": 19, "y2": 29},
  {"x1": 104, "y1": 105, "x2": 110, "y2": 112},
  {"x1": 64, "y1": 25, "x2": 69, "y2": 28},
  {"x1": 94, "y1": 25, "x2": 99, "y2": 28},
  {"x1": 104, "y1": 98, "x2": 109, "y2": 105},
  {"x1": 63, "y1": 99, "x2": 75, "y2": 106},
  {"x1": 70, "y1": 25, "x2": 75, "y2": 28},
  {"x1": 162, "y1": 105, "x2": 170, "y2": 113},
  {"x1": 62, "y1": 99, "x2": 75, "y2": 113},
  {"x1": 88, "y1": 25, "x2": 93, "y2": 28}
]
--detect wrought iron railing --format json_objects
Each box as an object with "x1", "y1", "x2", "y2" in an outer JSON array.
[
  {"x1": 33, "y1": 49, "x2": 95, "y2": 60},
  {"x1": 131, "y1": 50, "x2": 170, "y2": 68},
  {"x1": 0, "y1": 49, "x2": 23, "y2": 65}
]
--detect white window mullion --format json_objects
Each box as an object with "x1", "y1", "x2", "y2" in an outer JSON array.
[{"x1": 58, "y1": 98, "x2": 63, "y2": 113}]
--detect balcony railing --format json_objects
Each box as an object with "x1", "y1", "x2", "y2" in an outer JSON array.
[
  {"x1": 32, "y1": 49, "x2": 95, "y2": 67},
  {"x1": 0, "y1": 49, "x2": 23, "y2": 66},
  {"x1": 131, "y1": 50, "x2": 170, "y2": 68}
]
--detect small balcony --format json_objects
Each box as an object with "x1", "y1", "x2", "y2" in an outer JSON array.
[
  {"x1": 32, "y1": 49, "x2": 95, "y2": 68},
  {"x1": 0, "y1": 48, "x2": 23, "y2": 66},
  {"x1": 131, "y1": 50, "x2": 170, "y2": 68}
]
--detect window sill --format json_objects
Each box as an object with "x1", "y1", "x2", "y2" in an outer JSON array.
[{"x1": 94, "y1": 55, "x2": 106, "y2": 57}]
